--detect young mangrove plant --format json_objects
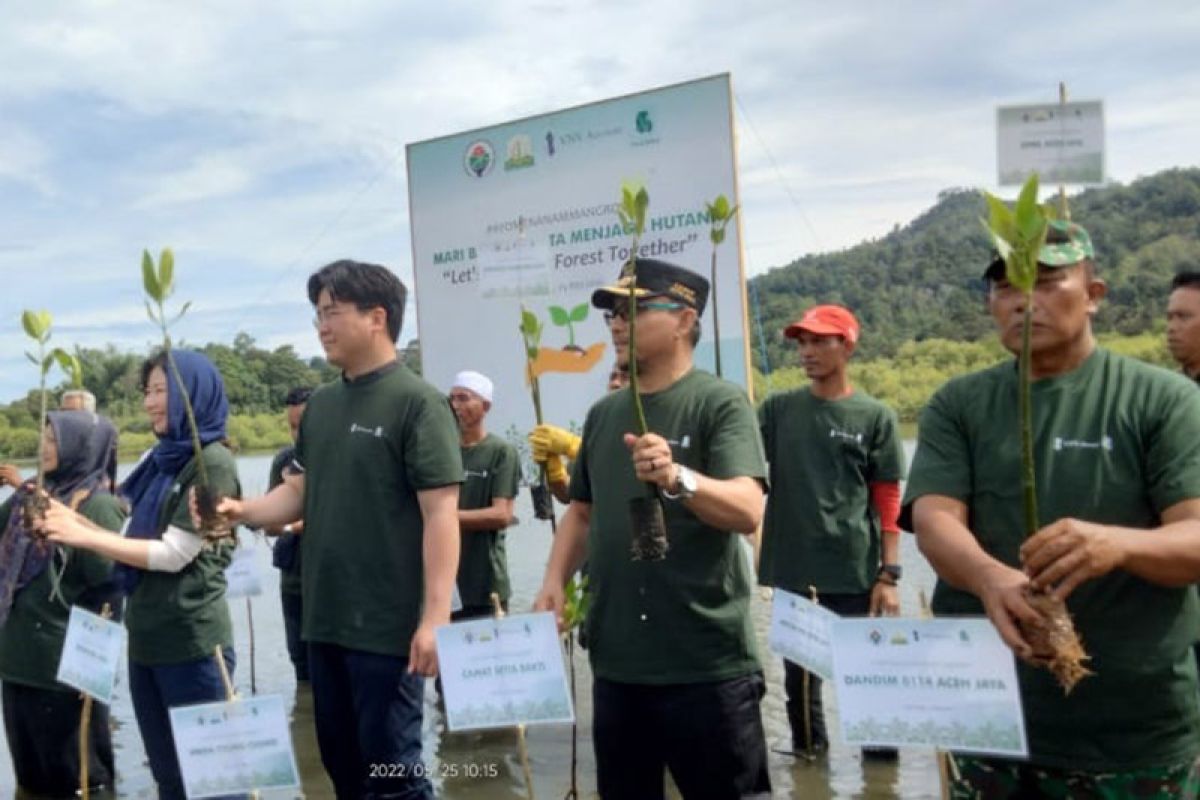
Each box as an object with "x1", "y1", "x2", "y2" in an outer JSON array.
[
  {"x1": 141, "y1": 248, "x2": 226, "y2": 536},
  {"x1": 704, "y1": 193, "x2": 738, "y2": 378},
  {"x1": 616, "y1": 181, "x2": 668, "y2": 560},
  {"x1": 980, "y1": 173, "x2": 1091, "y2": 693},
  {"x1": 20, "y1": 310, "x2": 82, "y2": 528},
  {"x1": 520, "y1": 305, "x2": 556, "y2": 522}
]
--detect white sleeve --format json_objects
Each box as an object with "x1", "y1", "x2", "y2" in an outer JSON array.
[{"x1": 145, "y1": 525, "x2": 205, "y2": 573}]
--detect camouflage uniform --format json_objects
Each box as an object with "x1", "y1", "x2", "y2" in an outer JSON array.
[{"x1": 950, "y1": 755, "x2": 1200, "y2": 799}]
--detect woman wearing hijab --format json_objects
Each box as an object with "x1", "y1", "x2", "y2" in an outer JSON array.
[
  {"x1": 0, "y1": 409, "x2": 123, "y2": 797},
  {"x1": 40, "y1": 350, "x2": 241, "y2": 800}
]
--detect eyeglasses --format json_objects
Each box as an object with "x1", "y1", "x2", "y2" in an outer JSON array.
[
  {"x1": 603, "y1": 301, "x2": 685, "y2": 325},
  {"x1": 312, "y1": 307, "x2": 350, "y2": 328}
]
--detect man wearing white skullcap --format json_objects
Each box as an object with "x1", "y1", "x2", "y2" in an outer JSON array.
[{"x1": 449, "y1": 371, "x2": 520, "y2": 619}]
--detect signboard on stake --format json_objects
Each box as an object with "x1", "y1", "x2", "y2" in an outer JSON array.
[
  {"x1": 997, "y1": 100, "x2": 1105, "y2": 186},
  {"x1": 407, "y1": 74, "x2": 748, "y2": 480}
]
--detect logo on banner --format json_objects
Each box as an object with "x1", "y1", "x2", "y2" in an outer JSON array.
[
  {"x1": 505, "y1": 135, "x2": 535, "y2": 171},
  {"x1": 635, "y1": 110, "x2": 653, "y2": 134},
  {"x1": 464, "y1": 140, "x2": 495, "y2": 178}
]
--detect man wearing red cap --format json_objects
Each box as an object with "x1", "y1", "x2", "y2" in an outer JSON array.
[{"x1": 758, "y1": 304, "x2": 905, "y2": 758}]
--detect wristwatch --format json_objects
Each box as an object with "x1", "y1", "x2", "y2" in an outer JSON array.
[
  {"x1": 878, "y1": 564, "x2": 902, "y2": 582},
  {"x1": 662, "y1": 464, "x2": 698, "y2": 501}
]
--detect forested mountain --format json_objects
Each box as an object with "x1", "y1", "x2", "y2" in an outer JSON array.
[{"x1": 750, "y1": 168, "x2": 1200, "y2": 371}]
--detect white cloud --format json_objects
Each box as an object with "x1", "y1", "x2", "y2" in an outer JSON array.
[{"x1": 1, "y1": 0, "x2": 1199, "y2": 402}]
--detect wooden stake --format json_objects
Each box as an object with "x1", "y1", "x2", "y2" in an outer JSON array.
[
  {"x1": 1058, "y1": 82, "x2": 1071, "y2": 220},
  {"x1": 492, "y1": 593, "x2": 535, "y2": 800},
  {"x1": 79, "y1": 602, "x2": 113, "y2": 800}
]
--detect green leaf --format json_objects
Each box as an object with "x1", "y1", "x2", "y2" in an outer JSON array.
[
  {"x1": 548, "y1": 305, "x2": 570, "y2": 326},
  {"x1": 526, "y1": 345, "x2": 539, "y2": 361},
  {"x1": 21, "y1": 309, "x2": 49, "y2": 341},
  {"x1": 520, "y1": 309, "x2": 540, "y2": 337},
  {"x1": 25, "y1": 352, "x2": 38, "y2": 365},
  {"x1": 145, "y1": 300, "x2": 159, "y2": 324},
  {"x1": 142, "y1": 250, "x2": 161, "y2": 302},
  {"x1": 159, "y1": 247, "x2": 175, "y2": 298},
  {"x1": 49, "y1": 348, "x2": 82, "y2": 387},
  {"x1": 173, "y1": 300, "x2": 192, "y2": 324},
  {"x1": 983, "y1": 192, "x2": 1017, "y2": 246},
  {"x1": 712, "y1": 194, "x2": 730, "y2": 220},
  {"x1": 568, "y1": 302, "x2": 589, "y2": 323}
]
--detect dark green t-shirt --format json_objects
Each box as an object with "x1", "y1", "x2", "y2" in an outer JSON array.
[
  {"x1": 126, "y1": 442, "x2": 239, "y2": 666},
  {"x1": 570, "y1": 369, "x2": 767, "y2": 684},
  {"x1": 903, "y1": 348, "x2": 1200, "y2": 771},
  {"x1": 268, "y1": 445, "x2": 302, "y2": 596},
  {"x1": 457, "y1": 433, "x2": 521, "y2": 608},
  {"x1": 0, "y1": 493, "x2": 123, "y2": 691},
  {"x1": 759, "y1": 388, "x2": 905, "y2": 594},
  {"x1": 295, "y1": 362, "x2": 462, "y2": 657}
]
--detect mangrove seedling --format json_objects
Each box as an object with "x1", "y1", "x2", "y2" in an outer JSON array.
[
  {"x1": 617, "y1": 181, "x2": 668, "y2": 560},
  {"x1": 704, "y1": 193, "x2": 738, "y2": 378},
  {"x1": 547, "y1": 302, "x2": 590, "y2": 353},
  {"x1": 981, "y1": 173, "x2": 1091, "y2": 693},
  {"x1": 141, "y1": 248, "x2": 226, "y2": 536},
  {"x1": 520, "y1": 305, "x2": 555, "y2": 521},
  {"x1": 20, "y1": 309, "x2": 82, "y2": 529}
]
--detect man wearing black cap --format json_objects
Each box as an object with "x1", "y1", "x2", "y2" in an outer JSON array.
[
  {"x1": 535, "y1": 258, "x2": 771, "y2": 799},
  {"x1": 904, "y1": 221, "x2": 1200, "y2": 795}
]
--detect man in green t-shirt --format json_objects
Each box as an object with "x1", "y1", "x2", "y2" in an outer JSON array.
[
  {"x1": 535, "y1": 258, "x2": 772, "y2": 799},
  {"x1": 264, "y1": 385, "x2": 311, "y2": 683},
  {"x1": 218, "y1": 260, "x2": 461, "y2": 800},
  {"x1": 758, "y1": 304, "x2": 905, "y2": 759},
  {"x1": 904, "y1": 221, "x2": 1200, "y2": 796},
  {"x1": 448, "y1": 370, "x2": 520, "y2": 619}
]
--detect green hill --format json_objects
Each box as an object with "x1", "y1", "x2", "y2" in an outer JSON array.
[{"x1": 750, "y1": 167, "x2": 1200, "y2": 372}]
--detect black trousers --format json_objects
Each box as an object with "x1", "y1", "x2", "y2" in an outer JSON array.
[
  {"x1": 2, "y1": 680, "x2": 115, "y2": 797},
  {"x1": 782, "y1": 591, "x2": 872, "y2": 752},
  {"x1": 593, "y1": 672, "x2": 772, "y2": 799}
]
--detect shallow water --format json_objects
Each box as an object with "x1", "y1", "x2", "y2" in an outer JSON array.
[{"x1": 0, "y1": 446, "x2": 947, "y2": 798}]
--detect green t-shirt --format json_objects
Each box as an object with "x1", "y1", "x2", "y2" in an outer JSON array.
[
  {"x1": 570, "y1": 369, "x2": 767, "y2": 684},
  {"x1": 0, "y1": 493, "x2": 123, "y2": 691},
  {"x1": 457, "y1": 433, "x2": 521, "y2": 608},
  {"x1": 268, "y1": 445, "x2": 302, "y2": 596},
  {"x1": 903, "y1": 348, "x2": 1200, "y2": 771},
  {"x1": 126, "y1": 442, "x2": 239, "y2": 666},
  {"x1": 758, "y1": 388, "x2": 905, "y2": 594},
  {"x1": 295, "y1": 362, "x2": 462, "y2": 657}
]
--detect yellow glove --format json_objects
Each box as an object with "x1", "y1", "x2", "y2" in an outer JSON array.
[
  {"x1": 545, "y1": 455, "x2": 568, "y2": 484},
  {"x1": 529, "y1": 424, "x2": 581, "y2": 461}
]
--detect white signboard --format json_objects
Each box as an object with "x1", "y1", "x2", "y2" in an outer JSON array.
[
  {"x1": 436, "y1": 611, "x2": 574, "y2": 731},
  {"x1": 408, "y1": 74, "x2": 748, "y2": 481},
  {"x1": 57, "y1": 606, "x2": 125, "y2": 704},
  {"x1": 997, "y1": 100, "x2": 1105, "y2": 186},
  {"x1": 224, "y1": 539, "x2": 263, "y2": 599},
  {"x1": 767, "y1": 589, "x2": 838, "y2": 681},
  {"x1": 831, "y1": 618, "x2": 1027, "y2": 757},
  {"x1": 170, "y1": 694, "x2": 300, "y2": 798}
]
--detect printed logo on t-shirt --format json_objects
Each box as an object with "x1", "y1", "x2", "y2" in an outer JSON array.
[
  {"x1": 348, "y1": 423, "x2": 384, "y2": 438},
  {"x1": 666, "y1": 434, "x2": 692, "y2": 450},
  {"x1": 464, "y1": 469, "x2": 489, "y2": 479},
  {"x1": 829, "y1": 427, "x2": 864, "y2": 444},
  {"x1": 1053, "y1": 435, "x2": 1113, "y2": 452}
]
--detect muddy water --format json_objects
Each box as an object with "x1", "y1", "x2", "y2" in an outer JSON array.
[{"x1": 0, "y1": 447, "x2": 946, "y2": 798}]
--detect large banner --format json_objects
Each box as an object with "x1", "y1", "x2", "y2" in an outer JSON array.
[{"x1": 407, "y1": 74, "x2": 747, "y2": 479}]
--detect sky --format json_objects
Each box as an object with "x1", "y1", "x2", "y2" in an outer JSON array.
[{"x1": 2, "y1": 0, "x2": 1199, "y2": 403}]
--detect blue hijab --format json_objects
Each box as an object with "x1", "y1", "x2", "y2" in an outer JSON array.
[{"x1": 117, "y1": 350, "x2": 228, "y2": 591}]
